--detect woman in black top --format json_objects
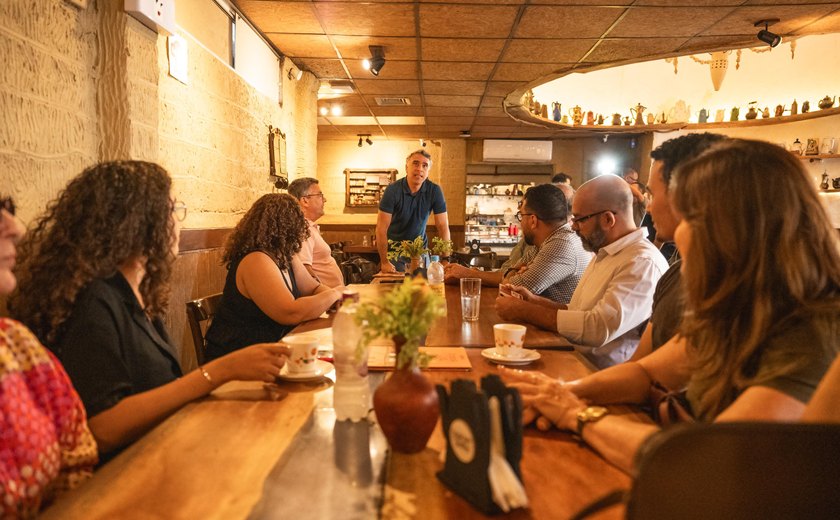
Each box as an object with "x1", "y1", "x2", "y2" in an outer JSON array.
[
  {"x1": 12, "y1": 161, "x2": 290, "y2": 458},
  {"x1": 205, "y1": 194, "x2": 341, "y2": 361}
]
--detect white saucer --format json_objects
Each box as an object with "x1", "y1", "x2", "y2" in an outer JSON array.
[
  {"x1": 277, "y1": 359, "x2": 334, "y2": 382},
  {"x1": 481, "y1": 348, "x2": 541, "y2": 366}
]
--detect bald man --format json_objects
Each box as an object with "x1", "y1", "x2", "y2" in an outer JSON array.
[{"x1": 496, "y1": 174, "x2": 668, "y2": 368}]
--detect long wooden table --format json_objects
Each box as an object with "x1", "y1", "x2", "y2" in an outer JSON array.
[{"x1": 44, "y1": 285, "x2": 633, "y2": 520}]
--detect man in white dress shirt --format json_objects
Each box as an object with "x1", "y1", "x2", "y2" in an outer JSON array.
[
  {"x1": 496, "y1": 174, "x2": 668, "y2": 368},
  {"x1": 288, "y1": 177, "x2": 344, "y2": 288}
]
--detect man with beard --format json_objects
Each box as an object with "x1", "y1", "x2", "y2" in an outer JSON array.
[
  {"x1": 496, "y1": 174, "x2": 668, "y2": 368},
  {"x1": 376, "y1": 149, "x2": 450, "y2": 273},
  {"x1": 445, "y1": 183, "x2": 590, "y2": 304}
]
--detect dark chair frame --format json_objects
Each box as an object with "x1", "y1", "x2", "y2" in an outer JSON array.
[{"x1": 185, "y1": 293, "x2": 223, "y2": 366}]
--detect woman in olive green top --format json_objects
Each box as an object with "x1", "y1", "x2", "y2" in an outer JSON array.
[{"x1": 503, "y1": 139, "x2": 840, "y2": 473}]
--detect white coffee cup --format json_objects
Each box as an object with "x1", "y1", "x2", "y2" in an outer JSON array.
[
  {"x1": 493, "y1": 324, "x2": 526, "y2": 358},
  {"x1": 284, "y1": 334, "x2": 319, "y2": 374}
]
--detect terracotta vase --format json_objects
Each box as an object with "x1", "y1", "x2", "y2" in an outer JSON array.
[
  {"x1": 409, "y1": 257, "x2": 421, "y2": 274},
  {"x1": 373, "y1": 337, "x2": 439, "y2": 454}
]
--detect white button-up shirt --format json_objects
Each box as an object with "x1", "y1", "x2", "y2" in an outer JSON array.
[{"x1": 557, "y1": 228, "x2": 669, "y2": 368}]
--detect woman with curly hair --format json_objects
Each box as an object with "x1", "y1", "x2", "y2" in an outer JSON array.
[
  {"x1": 204, "y1": 193, "x2": 341, "y2": 361},
  {"x1": 11, "y1": 161, "x2": 290, "y2": 459},
  {"x1": 1, "y1": 196, "x2": 97, "y2": 517},
  {"x1": 502, "y1": 139, "x2": 840, "y2": 473}
]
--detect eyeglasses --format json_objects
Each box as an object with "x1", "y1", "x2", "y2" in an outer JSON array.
[
  {"x1": 301, "y1": 192, "x2": 325, "y2": 200},
  {"x1": 0, "y1": 196, "x2": 15, "y2": 216},
  {"x1": 515, "y1": 211, "x2": 536, "y2": 222},
  {"x1": 571, "y1": 209, "x2": 614, "y2": 225},
  {"x1": 172, "y1": 200, "x2": 187, "y2": 222}
]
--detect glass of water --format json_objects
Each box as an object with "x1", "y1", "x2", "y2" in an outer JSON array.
[{"x1": 460, "y1": 278, "x2": 481, "y2": 322}]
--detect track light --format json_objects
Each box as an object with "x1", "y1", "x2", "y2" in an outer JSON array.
[
  {"x1": 363, "y1": 45, "x2": 386, "y2": 76},
  {"x1": 358, "y1": 136, "x2": 363, "y2": 147},
  {"x1": 755, "y1": 18, "x2": 781, "y2": 47},
  {"x1": 319, "y1": 106, "x2": 328, "y2": 116},
  {"x1": 365, "y1": 136, "x2": 373, "y2": 146},
  {"x1": 287, "y1": 64, "x2": 303, "y2": 81},
  {"x1": 357, "y1": 134, "x2": 372, "y2": 147}
]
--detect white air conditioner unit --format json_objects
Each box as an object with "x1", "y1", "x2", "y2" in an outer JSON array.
[{"x1": 482, "y1": 140, "x2": 552, "y2": 163}]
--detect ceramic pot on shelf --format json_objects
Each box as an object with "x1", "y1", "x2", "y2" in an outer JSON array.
[
  {"x1": 372, "y1": 336, "x2": 439, "y2": 454},
  {"x1": 818, "y1": 96, "x2": 836, "y2": 110},
  {"x1": 630, "y1": 103, "x2": 646, "y2": 125},
  {"x1": 697, "y1": 108, "x2": 709, "y2": 123},
  {"x1": 745, "y1": 106, "x2": 758, "y2": 120},
  {"x1": 611, "y1": 113, "x2": 622, "y2": 126}
]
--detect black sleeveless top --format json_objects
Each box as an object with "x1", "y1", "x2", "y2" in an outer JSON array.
[{"x1": 204, "y1": 254, "x2": 300, "y2": 361}]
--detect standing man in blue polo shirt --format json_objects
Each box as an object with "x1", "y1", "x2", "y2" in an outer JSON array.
[{"x1": 376, "y1": 149, "x2": 451, "y2": 273}]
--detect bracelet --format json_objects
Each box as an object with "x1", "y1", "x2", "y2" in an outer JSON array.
[{"x1": 198, "y1": 365, "x2": 215, "y2": 386}]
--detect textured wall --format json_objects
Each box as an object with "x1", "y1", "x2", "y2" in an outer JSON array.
[{"x1": 0, "y1": 1, "x2": 100, "y2": 224}]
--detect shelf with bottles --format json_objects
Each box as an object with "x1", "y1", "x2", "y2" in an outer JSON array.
[{"x1": 344, "y1": 168, "x2": 397, "y2": 208}]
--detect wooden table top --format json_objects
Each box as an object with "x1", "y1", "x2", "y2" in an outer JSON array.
[{"x1": 43, "y1": 284, "x2": 631, "y2": 520}]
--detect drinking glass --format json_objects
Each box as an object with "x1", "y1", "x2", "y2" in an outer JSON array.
[{"x1": 460, "y1": 278, "x2": 481, "y2": 322}]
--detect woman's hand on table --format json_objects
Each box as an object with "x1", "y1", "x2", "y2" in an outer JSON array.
[
  {"x1": 212, "y1": 343, "x2": 291, "y2": 383},
  {"x1": 499, "y1": 366, "x2": 586, "y2": 432},
  {"x1": 379, "y1": 262, "x2": 397, "y2": 274}
]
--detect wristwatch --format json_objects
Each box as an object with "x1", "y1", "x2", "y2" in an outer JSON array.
[{"x1": 576, "y1": 406, "x2": 609, "y2": 437}]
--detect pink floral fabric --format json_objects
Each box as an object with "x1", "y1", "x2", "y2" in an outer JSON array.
[{"x1": 0, "y1": 318, "x2": 97, "y2": 518}]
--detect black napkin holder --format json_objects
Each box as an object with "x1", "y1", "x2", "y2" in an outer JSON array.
[{"x1": 436, "y1": 375, "x2": 524, "y2": 515}]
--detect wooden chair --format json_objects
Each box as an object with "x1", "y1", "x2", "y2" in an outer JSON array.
[
  {"x1": 185, "y1": 293, "x2": 223, "y2": 365},
  {"x1": 572, "y1": 422, "x2": 840, "y2": 520}
]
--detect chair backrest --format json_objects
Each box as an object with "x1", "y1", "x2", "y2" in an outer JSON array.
[
  {"x1": 626, "y1": 422, "x2": 840, "y2": 520},
  {"x1": 185, "y1": 293, "x2": 223, "y2": 365}
]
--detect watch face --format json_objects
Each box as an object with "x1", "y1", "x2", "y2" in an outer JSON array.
[{"x1": 579, "y1": 406, "x2": 609, "y2": 421}]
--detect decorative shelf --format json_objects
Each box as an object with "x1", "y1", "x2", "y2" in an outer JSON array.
[
  {"x1": 509, "y1": 105, "x2": 840, "y2": 135},
  {"x1": 797, "y1": 154, "x2": 840, "y2": 161}
]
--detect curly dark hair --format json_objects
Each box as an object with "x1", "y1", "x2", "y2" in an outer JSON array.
[
  {"x1": 650, "y1": 133, "x2": 727, "y2": 187},
  {"x1": 10, "y1": 161, "x2": 176, "y2": 346},
  {"x1": 222, "y1": 193, "x2": 308, "y2": 270}
]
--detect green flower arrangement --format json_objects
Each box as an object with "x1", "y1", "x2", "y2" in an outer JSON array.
[
  {"x1": 386, "y1": 236, "x2": 429, "y2": 262},
  {"x1": 354, "y1": 277, "x2": 445, "y2": 370},
  {"x1": 431, "y1": 237, "x2": 453, "y2": 258}
]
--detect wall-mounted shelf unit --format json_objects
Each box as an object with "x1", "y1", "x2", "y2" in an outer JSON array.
[{"x1": 344, "y1": 168, "x2": 397, "y2": 208}]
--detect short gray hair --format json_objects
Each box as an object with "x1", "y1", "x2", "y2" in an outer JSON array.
[
  {"x1": 406, "y1": 149, "x2": 432, "y2": 163},
  {"x1": 288, "y1": 177, "x2": 319, "y2": 199}
]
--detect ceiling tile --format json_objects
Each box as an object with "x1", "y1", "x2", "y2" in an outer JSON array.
[
  {"x1": 481, "y1": 96, "x2": 506, "y2": 108},
  {"x1": 419, "y1": 0, "x2": 524, "y2": 4},
  {"x1": 611, "y1": 7, "x2": 737, "y2": 38},
  {"x1": 425, "y1": 107, "x2": 478, "y2": 117},
  {"x1": 370, "y1": 106, "x2": 426, "y2": 117},
  {"x1": 425, "y1": 116, "x2": 475, "y2": 126},
  {"x1": 427, "y1": 126, "x2": 469, "y2": 137},
  {"x1": 377, "y1": 116, "x2": 426, "y2": 125},
  {"x1": 791, "y1": 8, "x2": 840, "y2": 34},
  {"x1": 314, "y1": 3, "x2": 415, "y2": 37},
  {"x1": 677, "y1": 35, "x2": 755, "y2": 53},
  {"x1": 347, "y1": 61, "x2": 419, "y2": 81},
  {"x1": 421, "y1": 38, "x2": 507, "y2": 62},
  {"x1": 477, "y1": 107, "x2": 508, "y2": 117},
  {"x1": 384, "y1": 126, "x2": 428, "y2": 138},
  {"x1": 484, "y1": 81, "x2": 522, "y2": 97},
  {"x1": 296, "y1": 58, "x2": 348, "y2": 79},
  {"x1": 473, "y1": 116, "x2": 516, "y2": 126},
  {"x1": 635, "y1": 0, "x2": 739, "y2": 5},
  {"x1": 425, "y1": 95, "x2": 482, "y2": 108},
  {"x1": 332, "y1": 36, "x2": 418, "y2": 60},
  {"x1": 502, "y1": 39, "x2": 596, "y2": 63},
  {"x1": 323, "y1": 116, "x2": 378, "y2": 126},
  {"x1": 317, "y1": 105, "x2": 372, "y2": 118},
  {"x1": 267, "y1": 34, "x2": 336, "y2": 58},
  {"x1": 586, "y1": 38, "x2": 690, "y2": 63},
  {"x1": 419, "y1": 4, "x2": 520, "y2": 38},
  {"x1": 235, "y1": 1, "x2": 323, "y2": 34},
  {"x1": 422, "y1": 80, "x2": 486, "y2": 96},
  {"x1": 516, "y1": 6, "x2": 624, "y2": 38},
  {"x1": 493, "y1": 62, "x2": 562, "y2": 82},
  {"x1": 332, "y1": 93, "x2": 370, "y2": 108},
  {"x1": 703, "y1": 5, "x2": 839, "y2": 36},
  {"x1": 354, "y1": 79, "x2": 421, "y2": 95},
  {"x1": 422, "y1": 62, "x2": 494, "y2": 81}
]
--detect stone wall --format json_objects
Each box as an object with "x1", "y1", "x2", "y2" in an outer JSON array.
[{"x1": 0, "y1": 1, "x2": 319, "y2": 367}]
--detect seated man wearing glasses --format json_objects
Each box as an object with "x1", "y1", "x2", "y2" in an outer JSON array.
[
  {"x1": 288, "y1": 177, "x2": 344, "y2": 288},
  {"x1": 496, "y1": 174, "x2": 668, "y2": 368},
  {"x1": 445, "y1": 183, "x2": 590, "y2": 305}
]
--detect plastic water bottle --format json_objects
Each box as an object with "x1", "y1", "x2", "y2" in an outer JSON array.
[
  {"x1": 332, "y1": 290, "x2": 370, "y2": 422},
  {"x1": 427, "y1": 255, "x2": 446, "y2": 311}
]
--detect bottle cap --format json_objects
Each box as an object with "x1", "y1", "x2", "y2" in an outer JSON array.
[
  {"x1": 430, "y1": 255, "x2": 440, "y2": 262},
  {"x1": 341, "y1": 290, "x2": 360, "y2": 304}
]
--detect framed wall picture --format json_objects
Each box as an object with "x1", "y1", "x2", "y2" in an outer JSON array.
[
  {"x1": 805, "y1": 138, "x2": 820, "y2": 155},
  {"x1": 820, "y1": 138, "x2": 837, "y2": 154}
]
